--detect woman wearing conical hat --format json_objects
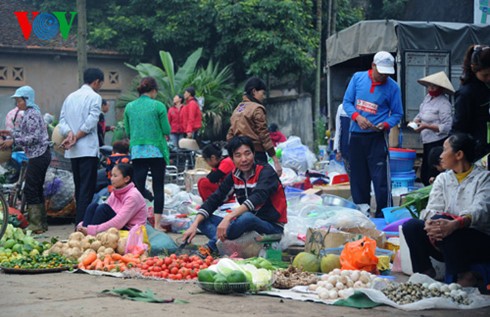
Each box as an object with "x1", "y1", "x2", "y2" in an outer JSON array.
[{"x1": 411, "y1": 71, "x2": 455, "y2": 185}]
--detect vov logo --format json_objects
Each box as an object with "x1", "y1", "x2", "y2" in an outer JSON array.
[{"x1": 14, "y1": 12, "x2": 77, "y2": 41}]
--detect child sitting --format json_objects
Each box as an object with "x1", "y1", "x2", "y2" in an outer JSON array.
[{"x1": 78, "y1": 163, "x2": 147, "y2": 235}]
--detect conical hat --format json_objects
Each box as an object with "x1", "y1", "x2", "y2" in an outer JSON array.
[
  {"x1": 51, "y1": 125, "x2": 65, "y2": 155},
  {"x1": 178, "y1": 138, "x2": 200, "y2": 151},
  {"x1": 417, "y1": 71, "x2": 455, "y2": 95}
]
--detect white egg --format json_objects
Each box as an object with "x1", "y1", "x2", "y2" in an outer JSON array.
[
  {"x1": 341, "y1": 270, "x2": 350, "y2": 277},
  {"x1": 346, "y1": 280, "x2": 354, "y2": 288},
  {"x1": 350, "y1": 271, "x2": 360, "y2": 282},
  {"x1": 335, "y1": 282, "x2": 345, "y2": 290},
  {"x1": 332, "y1": 268, "x2": 341, "y2": 275},
  {"x1": 327, "y1": 275, "x2": 338, "y2": 284},
  {"x1": 440, "y1": 285, "x2": 450, "y2": 293},
  {"x1": 448, "y1": 283, "x2": 461, "y2": 291},
  {"x1": 339, "y1": 275, "x2": 349, "y2": 285},
  {"x1": 428, "y1": 283, "x2": 440, "y2": 291},
  {"x1": 318, "y1": 290, "x2": 330, "y2": 300},
  {"x1": 337, "y1": 289, "x2": 345, "y2": 298},
  {"x1": 422, "y1": 282, "x2": 429, "y2": 288},
  {"x1": 329, "y1": 290, "x2": 338, "y2": 299},
  {"x1": 308, "y1": 284, "x2": 318, "y2": 291},
  {"x1": 359, "y1": 275, "x2": 370, "y2": 284},
  {"x1": 317, "y1": 281, "x2": 326, "y2": 287},
  {"x1": 320, "y1": 274, "x2": 329, "y2": 281},
  {"x1": 325, "y1": 282, "x2": 334, "y2": 290},
  {"x1": 316, "y1": 286, "x2": 327, "y2": 294},
  {"x1": 353, "y1": 281, "x2": 363, "y2": 289}
]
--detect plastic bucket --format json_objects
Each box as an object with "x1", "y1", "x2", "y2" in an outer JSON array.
[{"x1": 382, "y1": 206, "x2": 413, "y2": 224}]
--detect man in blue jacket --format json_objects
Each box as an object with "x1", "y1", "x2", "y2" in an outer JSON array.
[{"x1": 342, "y1": 51, "x2": 403, "y2": 217}]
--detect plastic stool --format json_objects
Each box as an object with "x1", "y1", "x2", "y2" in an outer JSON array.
[{"x1": 256, "y1": 234, "x2": 283, "y2": 261}]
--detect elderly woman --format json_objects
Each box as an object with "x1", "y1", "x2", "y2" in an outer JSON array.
[
  {"x1": 402, "y1": 133, "x2": 490, "y2": 287},
  {"x1": 411, "y1": 71, "x2": 454, "y2": 185},
  {"x1": 0, "y1": 86, "x2": 51, "y2": 233}
]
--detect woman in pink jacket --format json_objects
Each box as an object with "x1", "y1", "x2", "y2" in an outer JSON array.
[{"x1": 77, "y1": 163, "x2": 147, "y2": 235}]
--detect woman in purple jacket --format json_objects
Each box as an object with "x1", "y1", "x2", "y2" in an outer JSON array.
[{"x1": 0, "y1": 86, "x2": 51, "y2": 233}]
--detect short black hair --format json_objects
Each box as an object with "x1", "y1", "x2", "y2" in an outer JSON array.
[
  {"x1": 227, "y1": 136, "x2": 255, "y2": 156},
  {"x1": 202, "y1": 142, "x2": 223, "y2": 159},
  {"x1": 244, "y1": 77, "x2": 266, "y2": 96},
  {"x1": 269, "y1": 123, "x2": 278, "y2": 132},
  {"x1": 447, "y1": 133, "x2": 478, "y2": 163},
  {"x1": 112, "y1": 140, "x2": 129, "y2": 154},
  {"x1": 114, "y1": 163, "x2": 133, "y2": 181},
  {"x1": 102, "y1": 99, "x2": 107, "y2": 106},
  {"x1": 185, "y1": 87, "x2": 195, "y2": 97},
  {"x1": 83, "y1": 68, "x2": 104, "y2": 84},
  {"x1": 428, "y1": 146, "x2": 443, "y2": 167}
]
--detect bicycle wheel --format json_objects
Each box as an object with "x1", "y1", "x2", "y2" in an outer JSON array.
[{"x1": 0, "y1": 193, "x2": 9, "y2": 241}]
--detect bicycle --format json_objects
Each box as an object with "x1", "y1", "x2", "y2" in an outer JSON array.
[{"x1": 0, "y1": 186, "x2": 9, "y2": 240}]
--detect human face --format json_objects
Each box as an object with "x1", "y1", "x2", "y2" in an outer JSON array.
[
  {"x1": 92, "y1": 79, "x2": 104, "y2": 92},
  {"x1": 111, "y1": 166, "x2": 130, "y2": 189},
  {"x1": 252, "y1": 89, "x2": 266, "y2": 103},
  {"x1": 184, "y1": 90, "x2": 190, "y2": 100},
  {"x1": 205, "y1": 155, "x2": 220, "y2": 169},
  {"x1": 173, "y1": 95, "x2": 182, "y2": 106},
  {"x1": 439, "y1": 139, "x2": 460, "y2": 171},
  {"x1": 232, "y1": 145, "x2": 255, "y2": 174},
  {"x1": 475, "y1": 67, "x2": 490, "y2": 85},
  {"x1": 101, "y1": 103, "x2": 109, "y2": 113},
  {"x1": 427, "y1": 84, "x2": 440, "y2": 93},
  {"x1": 15, "y1": 97, "x2": 27, "y2": 111},
  {"x1": 371, "y1": 63, "x2": 389, "y2": 82}
]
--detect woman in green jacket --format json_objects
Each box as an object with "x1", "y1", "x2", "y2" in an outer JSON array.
[{"x1": 124, "y1": 77, "x2": 171, "y2": 229}]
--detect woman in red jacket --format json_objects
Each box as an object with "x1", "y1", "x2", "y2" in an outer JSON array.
[
  {"x1": 197, "y1": 142, "x2": 236, "y2": 201},
  {"x1": 168, "y1": 94, "x2": 184, "y2": 147},
  {"x1": 181, "y1": 87, "x2": 202, "y2": 139}
]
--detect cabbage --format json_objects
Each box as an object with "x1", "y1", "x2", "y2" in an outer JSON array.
[{"x1": 216, "y1": 258, "x2": 246, "y2": 276}]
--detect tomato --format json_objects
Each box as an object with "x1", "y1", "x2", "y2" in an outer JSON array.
[
  {"x1": 141, "y1": 264, "x2": 149, "y2": 270},
  {"x1": 152, "y1": 266, "x2": 162, "y2": 272},
  {"x1": 186, "y1": 275, "x2": 193, "y2": 280},
  {"x1": 170, "y1": 254, "x2": 177, "y2": 259},
  {"x1": 164, "y1": 257, "x2": 172, "y2": 265},
  {"x1": 185, "y1": 263, "x2": 193, "y2": 269},
  {"x1": 180, "y1": 254, "x2": 189, "y2": 261},
  {"x1": 146, "y1": 259, "x2": 155, "y2": 266},
  {"x1": 170, "y1": 267, "x2": 178, "y2": 274},
  {"x1": 161, "y1": 264, "x2": 167, "y2": 270},
  {"x1": 155, "y1": 259, "x2": 164, "y2": 267},
  {"x1": 175, "y1": 273, "x2": 183, "y2": 280}
]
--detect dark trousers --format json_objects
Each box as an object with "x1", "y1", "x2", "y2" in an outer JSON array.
[
  {"x1": 83, "y1": 202, "x2": 117, "y2": 226},
  {"x1": 421, "y1": 138, "x2": 445, "y2": 186},
  {"x1": 71, "y1": 157, "x2": 99, "y2": 225},
  {"x1": 402, "y1": 217, "x2": 490, "y2": 276},
  {"x1": 132, "y1": 158, "x2": 166, "y2": 214},
  {"x1": 349, "y1": 132, "x2": 392, "y2": 215},
  {"x1": 24, "y1": 148, "x2": 51, "y2": 205}
]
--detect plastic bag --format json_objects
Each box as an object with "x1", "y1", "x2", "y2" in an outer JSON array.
[
  {"x1": 124, "y1": 225, "x2": 149, "y2": 256},
  {"x1": 278, "y1": 136, "x2": 317, "y2": 173},
  {"x1": 216, "y1": 231, "x2": 263, "y2": 258},
  {"x1": 145, "y1": 224, "x2": 178, "y2": 256},
  {"x1": 340, "y1": 236, "x2": 379, "y2": 273}
]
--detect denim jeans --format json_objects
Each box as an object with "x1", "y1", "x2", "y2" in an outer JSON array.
[
  {"x1": 198, "y1": 212, "x2": 284, "y2": 251},
  {"x1": 83, "y1": 202, "x2": 117, "y2": 227}
]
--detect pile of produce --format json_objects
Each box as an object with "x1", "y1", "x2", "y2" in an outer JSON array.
[
  {"x1": 198, "y1": 258, "x2": 274, "y2": 293},
  {"x1": 0, "y1": 224, "x2": 51, "y2": 263},
  {"x1": 382, "y1": 282, "x2": 471, "y2": 305},
  {"x1": 46, "y1": 228, "x2": 122, "y2": 262},
  {"x1": 236, "y1": 257, "x2": 277, "y2": 270},
  {"x1": 1, "y1": 253, "x2": 75, "y2": 270},
  {"x1": 137, "y1": 254, "x2": 214, "y2": 280},
  {"x1": 308, "y1": 269, "x2": 386, "y2": 300},
  {"x1": 273, "y1": 265, "x2": 319, "y2": 289},
  {"x1": 77, "y1": 252, "x2": 140, "y2": 273}
]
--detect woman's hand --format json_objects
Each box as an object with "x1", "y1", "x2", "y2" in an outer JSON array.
[
  {"x1": 0, "y1": 139, "x2": 13, "y2": 150},
  {"x1": 414, "y1": 122, "x2": 427, "y2": 132},
  {"x1": 425, "y1": 218, "x2": 459, "y2": 241},
  {"x1": 77, "y1": 226, "x2": 88, "y2": 235},
  {"x1": 217, "y1": 216, "x2": 231, "y2": 241}
]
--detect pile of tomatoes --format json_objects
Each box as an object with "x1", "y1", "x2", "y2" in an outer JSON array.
[{"x1": 137, "y1": 253, "x2": 215, "y2": 280}]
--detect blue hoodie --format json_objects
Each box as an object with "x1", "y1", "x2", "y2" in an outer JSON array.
[{"x1": 11, "y1": 86, "x2": 41, "y2": 112}]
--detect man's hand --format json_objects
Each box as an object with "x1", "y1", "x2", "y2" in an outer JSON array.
[
  {"x1": 355, "y1": 115, "x2": 375, "y2": 130},
  {"x1": 61, "y1": 131, "x2": 76, "y2": 150},
  {"x1": 217, "y1": 216, "x2": 231, "y2": 241},
  {"x1": 182, "y1": 224, "x2": 198, "y2": 244}
]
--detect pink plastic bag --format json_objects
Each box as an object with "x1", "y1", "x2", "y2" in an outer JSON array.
[{"x1": 125, "y1": 225, "x2": 148, "y2": 256}]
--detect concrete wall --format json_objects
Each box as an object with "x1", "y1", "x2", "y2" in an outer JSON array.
[
  {"x1": 266, "y1": 93, "x2": 314, "y2": 149},
  {"x1": 0, "y1": 50, "x2": 136, "y2": 135}
]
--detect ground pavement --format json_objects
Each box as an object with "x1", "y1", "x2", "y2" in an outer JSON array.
[{"x1": 1, "y1": 223, "x2": 489, "y2": 317}]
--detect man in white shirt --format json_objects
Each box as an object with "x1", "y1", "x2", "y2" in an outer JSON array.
[{"x1": 59, "y1": 68, "x2": 104, "y2": 225}]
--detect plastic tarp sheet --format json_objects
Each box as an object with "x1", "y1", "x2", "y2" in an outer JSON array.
[{"x1": 326, "y1": 20, "x2": 490, "y2": 67}]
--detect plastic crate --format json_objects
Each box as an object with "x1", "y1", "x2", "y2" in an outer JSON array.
[
  {"x1": 382, "y1": 206, "x2": 413, "y2": 224},
  {"x1": 391, "y1": 175, "x2": 415, "y2": 189}
]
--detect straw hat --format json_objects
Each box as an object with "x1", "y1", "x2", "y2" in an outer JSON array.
[
  {"x1": 179, "y1": 138, "x2": 200, "y2": 151},
  {"x1": 417, "y1": 71, "x2": 455, "y2": 95},
  {"x1": 51, "y1": 125, "x2": 65, "y2": 155}
]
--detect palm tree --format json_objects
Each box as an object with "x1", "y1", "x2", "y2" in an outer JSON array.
[{"x1": 117, "y1": 48, "x2": 239, "y2": 140}]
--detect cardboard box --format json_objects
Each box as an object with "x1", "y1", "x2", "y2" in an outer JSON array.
[
  {"x1": 303, "y1": 184, "x2": 352, "y2": 199},
  {"x1": 305, "y1": 227, "x2": 386, "y2": 255}
]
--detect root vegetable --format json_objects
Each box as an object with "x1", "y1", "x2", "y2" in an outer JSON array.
[
  {"x1": 69, "y1": 232, "x2": 84, "y2": 241},
  {"x1": 107, "y1": 227, "x2": 119, "y2": 235},
  {"x1": 104, "y1": 247, "x2": 115, "y2": 255},
  {"x1": 97, "y1": 246, "x2": 106, "y2": 254},
  {"x1": 117, "y1": 237, "x2": 127, "y2": 255},
  {"x1": 90, "y1": 241, "x2": 102, "y2": 251},
  {"x1": 68, "y1": 240, "x2": 81, "y2": 249}
]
